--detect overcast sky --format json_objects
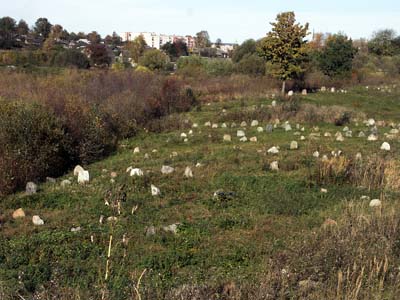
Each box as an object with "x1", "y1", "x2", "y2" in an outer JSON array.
[{"x1": 3, "y1": 0, "x2": 400, "y2": 43}]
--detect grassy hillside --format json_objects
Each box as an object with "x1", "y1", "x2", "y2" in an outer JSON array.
[{"x1": 1, "y1": 87, "x2": 400, "y2": 299}]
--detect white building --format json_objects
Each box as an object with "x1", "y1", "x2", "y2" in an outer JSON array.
[{"x1": 121, "y1": 32, "x2": 195, "y2": 50}]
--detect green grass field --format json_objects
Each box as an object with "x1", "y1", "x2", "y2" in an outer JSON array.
[{"x1": 1, "y1": 86, "x2": 400, "y2": 299}]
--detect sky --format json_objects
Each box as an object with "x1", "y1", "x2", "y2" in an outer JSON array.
[{"x1": 2, "y1": 0, "x2": 400, "y2": 43}]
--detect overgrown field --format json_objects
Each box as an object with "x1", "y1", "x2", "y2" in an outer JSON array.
[{"x1": 1, "y1": 85, "x2": 400, "y2": 299}]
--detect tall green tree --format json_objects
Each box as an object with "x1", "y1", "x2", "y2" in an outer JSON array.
[
  {"x1": 139, "y1": 49, "x2": 170, "y2": 71},
  {"x1": 318, "y1": 34, "x2": 357, "y2": 78},
  {"x1": 34, "y1": 17, "x2": 52, "y2": 39},
  {"x1": 368, "y1": 29, "x2": 400, "y2": 56},
  {"x1": 0, "y1": 17, "x2": 17, "y2": 49},
  {"x1": 16, "y1": 19, "x2": 29, "y2": 36},
  {"x1": 124, "y1": 35, "x2": 147, "y2": 63},
  {"x1": 232, "y1": 39, "x2": 257, "y2": 63},
  {"x1": 161, "y1": 40, "x2": 188, "y2": 60},
  {"x1": 87, "y1": 31, "x2": 101, "y2": 44},
  {"x1": 257, "y1": 12, "x2": 309, "y2": 93},
  {"x1": 87, "y1": 44, "x2": 111, "y2": 67},
  {"x1": 195, "y1": 30, "x2": 211, "y2": 48}
]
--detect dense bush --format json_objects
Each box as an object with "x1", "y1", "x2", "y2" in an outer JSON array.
[
  {"x1": 0, "y1": 70, "x2": 199, "y2": 195},
  {"x1": 0, "y1": 101, "x2": 69, "y2": 195},
  {"x1": 235, "y1": 53, "x2": 266, "y2": 75},
  {"x1": 139, "y1": 49, "x2": 170, "y2": 71},
  {"x1": 51, "y1": 49, "x2": 90, "y2": 69},
  {"x1": 204, "y1": 58, "x2": 234, "y2": 76},
  {"x1": 176, "y1": 56, "x2": 206, "y2": 77}
]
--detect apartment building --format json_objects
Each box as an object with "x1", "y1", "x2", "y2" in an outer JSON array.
[{"x1": 121, "y1": 32, "x2": 196, "y2": 50}]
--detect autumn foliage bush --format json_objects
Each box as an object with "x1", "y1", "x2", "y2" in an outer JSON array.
[
  {"x1": 0, "y1": 101, "x2": 69, "y2": 195},
  {"x1": 0, "y1": 69, "x2": 199, "y2": 195}
]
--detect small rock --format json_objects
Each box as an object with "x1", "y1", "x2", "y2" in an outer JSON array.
[
  {"x1": 358, "y1": 131, "x2": 366, "y2": 138},
  {"x1": 265, "y1": 124, "x2": 273, "y2": 133},
  {"x1": 223, "y1": 134, "x2": 232, "y2": 142},
  {"x1": 249, "y1": 137, "x2": 257, "y2": 142},
  {"x1": 151, "y1": 184, "x2": 160, "y2": 196},
  {"x1": 301, "y1": 89, "x2": 307, "y2": 95},
  {"x1": 212, "y1": 123, "x2": 218, "y2": 129},
  {"x1": 26, "y1": 182, "x2": 37, "y2": 194},
  {"x1": 300, "y1": 136, "x2": 306, "y2": 140},
  {"x1": 184, "y1": 167, "x2": 193, "y2": 178},
  {"x1": 239, "y1": 136, "x2": 248, "y2": 142},
  {"x1": 237, "y1": 130, "x2": 245, "y2": 137},
  {"x1": 257, "y1": 127, "x2": 264, "y2": 133},
  {"x1": 290, "y1": 141, "x2": 298, "y2": 150},
  {"x1": 324, "y1": 132, "x2": 332, "y2": 137},
  {"x1": 221, "y1": 123, "x2": 227, "y2": 128},
  {"x1": 161, "y1": 165, "x2": 174, "y2": 174},
  {"x1": 162, "y1": 223, "x2": 179, "y2": 234},
  {"x1": 71, "y1": 226, "x2": 81, "y2": 233},
  {"x1": 180, "y1": 132, "x2": 187, "y2": 138},
  {"x1": 321, "y1": 188, "x2": 328, "y2": 193},
  {"x1": 251, "y1": 120, "x2": 259, "y2": 127},
  {"x1": 267, "y1": 146, "x2": 279, "y2": 154},
  {"x1": 73, "y1": 165, "x2": 85, "y2": 176},
  {"x1": 192, "y1": 123, "x2": 198, "y2": 128},
  {"x1": 369, "y1": 199, "x2": 382, "y2": 207},
  {"x1": 367, "y1": 118, "x2": 375, "y2": 126},
  {"x1": 110, "y1": 172, "x2": 118, "y2": 178},
  {"x1": 46, "y1": 177, "x2": 56, "y2": 183},
  {"x1": 133, "y1": 147, "x2": 140, "y2": 154},
  {"x1": 367, "y1": 134, "x2": 378, "y2": 141},
  {"x1": 146, "y1": 226, "x2": 156, "y2": 236},
  {"x1": 284, "y1": 124, "x2": 292, "y2": 131},
  {"x1": 271, "y1": 100, "x2": 277, "y2": 107},
  {"x1": 270, "y1": 161, "x2": 279, "y2": 171},
  {"x1": 313, "y1": 151, "x2": 320, "y2": 158},
  {"x1": 380, "y1": 142, "x2": 390, "y2": 151},
  {"x1": 240, "y1": 121, "x2": 247, "y2": 127},
  {"x1": 12, "y1": 208, "x2": 25, "y2": 219},
  {"x1": 61, "y1": 179, "x2": 71, "y2": 187},
  {"x1": 288, "y1": 90, "x2": 294, "y2": 96},
  {"x1": 336, "y1": 133, "x2": 344, "y2": 142},
  {"x1": 204, "y1": 121, "x2": 211, "y2": 127},
  {"x1": 130, "y1": 168, "x2": 144, "y2": 177},
  {"x1": 32, "y1": 215, "x2": 44, "y2": 226},
  {"x1": 77, "y1": 170, "x2": 89, "y2": 184},
  {"x1": 107, "y1": 216, "x2": 118, "y2": 222}
]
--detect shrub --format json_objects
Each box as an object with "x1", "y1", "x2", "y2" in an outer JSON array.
[
  {"x1": 0, "y1": 100, "x2": 69, "y2": 195},
  {"x1": 235, "y1": 53, "x2": 266, "y2": 75},
  {"x1": 60, "y1": 99, "x2": 120, "y2": 164},
  {"x1": 51, "y1": 49, "x2": 90, "y2": 69},
  {"x1": 176, "y1": 56, "x2": 207, "y2": 78},
  {"x1": 139, "y1": 49, "x2": 170, "y2": 71},
  {"x1": 204, "y1": 58, "x2": 234, "y2": 76}
]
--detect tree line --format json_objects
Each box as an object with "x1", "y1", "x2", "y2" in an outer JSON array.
[{"x1": 1, "y1": 13, "x2": 400, "y2": 86}]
